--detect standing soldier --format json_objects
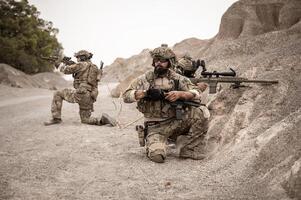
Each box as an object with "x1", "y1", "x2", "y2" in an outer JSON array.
[
  {"x1": 123, "y1": 45, "x2": 209, "y2": 163},
  {"x1": 44, "y1": 50, "x2": 116, "y2": 126}
]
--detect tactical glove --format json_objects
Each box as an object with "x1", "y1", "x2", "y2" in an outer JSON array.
[{"x1": 145, "y1": 88, "x2": 165, "y2": 101}]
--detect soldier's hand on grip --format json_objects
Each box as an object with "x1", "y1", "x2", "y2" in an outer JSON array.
[
  {"x1": 165, "y1": 91, "x2": 182, "y2": 102},
  {"x1": 145, "y1": 88, "x2": 165, "y2": 101},
  {"x1": 135, "y1": 90, "x2": 146, "y2": 100},
  {"x1": 197, "y1": 82, "x2": 208, "y2": 92}
]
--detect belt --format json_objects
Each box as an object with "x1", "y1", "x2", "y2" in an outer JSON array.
[{"x1": 144, "y1": 117, "x2": 174, "y2": 127}]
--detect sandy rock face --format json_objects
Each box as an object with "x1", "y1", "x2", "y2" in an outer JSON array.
[
  {"x1": 285, "y1": 158, "x2": 301, "y2": 199},
  {"x1": 101, "y1": 49, "x2": 153, "y2": 83},
  {"x1": 101, "y1": 0, "x2": 301, "y2": 198},
  {"x1": 0, "y1": 63, "x2": 70, "y2": 89},
  {"x1": 101, "y1": 49, "x2": 153, "y2": 97},
  {"x1": 103, "y1": 0, "x2": 301, "y2": 98},
  {"x1": 217, "y1": 0, "x2": 301, "y2": 40},
  {"x1": 0, "y1": 0, "x2": 300, "y2": 199},
  {"x1": 173, "y1": 37, "x2": 212, "y2": 58}
]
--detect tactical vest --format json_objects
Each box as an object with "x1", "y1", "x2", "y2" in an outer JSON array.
[
  {"x1": 137, "y1": 71, "x2": 179, "y2": 119},
  {"x1": 73, "y1": 61, "x2": 100, "y2": 91}
]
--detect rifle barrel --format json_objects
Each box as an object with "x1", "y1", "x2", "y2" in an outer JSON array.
[
  {"x1": 237, "y1": 79, "x2": 278, "y2": 84},
  {"x1": 190, "y1": 77, "x2": 278, "y2": 84}
]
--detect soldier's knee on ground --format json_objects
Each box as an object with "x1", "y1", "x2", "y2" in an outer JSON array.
[
  {"x1": 147, "y1": 142, "x2": 166, "y2": 163},
  {"x1": 79, "y1": 109, "x2": 93, "y2": 124}
]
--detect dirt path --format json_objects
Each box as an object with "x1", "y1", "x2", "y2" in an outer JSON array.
[{"x1": 0, "y1": 84, "x2": 286, "y2": 200}]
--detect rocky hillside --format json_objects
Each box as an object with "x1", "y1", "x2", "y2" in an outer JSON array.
[
  {"x1": 102, "y1": 49, "x2": 153, "y2": 82},
  {"x1": 101, "y1": 49, "x2": 153, "y2": 97},
  {"x1": 103, "y1": 0, "x2": 301, "y2": 198},
  {"x1": 0, "y1": 63, "x2": 70, "y2": 90}
]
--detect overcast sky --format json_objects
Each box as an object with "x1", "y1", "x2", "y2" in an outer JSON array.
[{"x1": 28, "y1": 0, "x2": 237, "y2": 66}]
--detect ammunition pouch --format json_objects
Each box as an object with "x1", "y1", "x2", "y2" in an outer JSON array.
[
  {"x1": 136, "y1": 120, "x2": 169, "y2": 147},
  {"x1": 138, "y1": 88, "x2": 171, "y2": 118},
  {"x1": 76, "y1": 87, "x2": 88, "y2": 94},
  {"x1": 136, "y1": 125, "x2": 146, "y2": 147},
  {"x1": 90, "y1": 88, "x2": 99, "y2": 102},
  {"x1": 138, "y1": 88, "x2": 201, "y2": 120},
  {"x1": 174, "y1": 104, "x2": 184, "y2": 120}
]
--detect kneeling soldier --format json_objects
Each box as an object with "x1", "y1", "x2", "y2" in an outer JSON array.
[
  {"x1": 44, "y1": 50, "x2": 116, "y2": 126},
  {"x1": 123, "y1": 45, "x2": 209, "y2": 163}
]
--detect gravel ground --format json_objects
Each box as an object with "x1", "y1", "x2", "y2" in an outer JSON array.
[{"x1": 0, "y1": 83, "x2": 291, "y2": 200}]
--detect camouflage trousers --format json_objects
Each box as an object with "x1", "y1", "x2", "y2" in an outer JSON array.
[
  {"x1": 51, "y1": 88, "x2": 101, "y2": 125},
  {"x1": 145, "y1": 107, "x2": 209, "y2": 161}
]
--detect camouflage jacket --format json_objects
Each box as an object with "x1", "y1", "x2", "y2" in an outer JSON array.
[
  {"x1": 61, "y1": 61, "x2": 100, "y2": 91},
  {"x1": 123, "y1": 69, "x2": 201, "y2": 120}
]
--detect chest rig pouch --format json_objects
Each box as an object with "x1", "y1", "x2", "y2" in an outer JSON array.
[{"x1": 137, "y1": 75, "x2": 178, "y2": 119}]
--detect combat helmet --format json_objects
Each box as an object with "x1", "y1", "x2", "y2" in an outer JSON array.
[
  {"x1": 177, "y1": 54, "x2": 197, "y2": 77},
  {"x1": 178, "y1": 54, "x2": 194, "y2": 71},
  {"x1": 150, "y1": 44, "x2": 176, "y2": 67},
  {"x1": 74, "y1": 50, "x2": 93, "y2": 60}
]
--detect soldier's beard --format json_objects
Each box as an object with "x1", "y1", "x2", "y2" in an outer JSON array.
[{"x1": 154, "y1": 67, "x2": 168, "y2": 76}]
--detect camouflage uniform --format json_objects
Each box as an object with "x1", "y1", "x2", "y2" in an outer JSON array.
[
  {"x1": 46, "y1": 50, "x2": 116, "y2": 126},
  {"x1": 176, "y1": 54, "x2": 194, "y2": 77},
  {"x1": 177, "y1": 54, "x2": 210, "y2": 105},
  {"x1": 123, "y1": 46, "x2": 209, "y2": 163}
]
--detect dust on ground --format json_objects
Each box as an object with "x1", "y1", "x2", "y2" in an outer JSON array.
[{"x1": 0, "y1": 83, "x2": 292, "y2": 200}]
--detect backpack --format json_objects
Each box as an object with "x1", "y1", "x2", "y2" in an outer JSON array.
[{"x1": 87, "y1": 63, "x2": 100, "y2": 88}]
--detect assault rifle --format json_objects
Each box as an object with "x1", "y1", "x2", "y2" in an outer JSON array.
[
  {"x1": 189, "y1": 61, "x2": 279, "y2": 94},
  {"x1": 41, "y1": 56, "x2": 75, "y2": 68},
  {"x1": 144, "y1": 88, "x2": 201, "y2": 120},
  {"x1": 61, "y1": 56, "x2": 76, "y2": 65},
  {"x1": 170, "y1": 100, "x2": 201, "y2": 120}
]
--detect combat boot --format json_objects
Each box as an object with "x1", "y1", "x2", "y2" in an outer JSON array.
[
  {"x1": 100, "y1": 113, "x2": 117, "y2": 126},
  {"x1": 44, "y1": 118, "x2": 62, "y2": 126},
  {"x1": 179, "y1": 150, "x2": 206, "y2": 160}
]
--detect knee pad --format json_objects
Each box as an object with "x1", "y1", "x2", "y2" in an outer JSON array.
[
  {"x1": 147, "y1": 143, "x2": 166, "y2": 163},
  {"x1": 149, "y1": 153, "x2": 165, "y2": 163}
]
